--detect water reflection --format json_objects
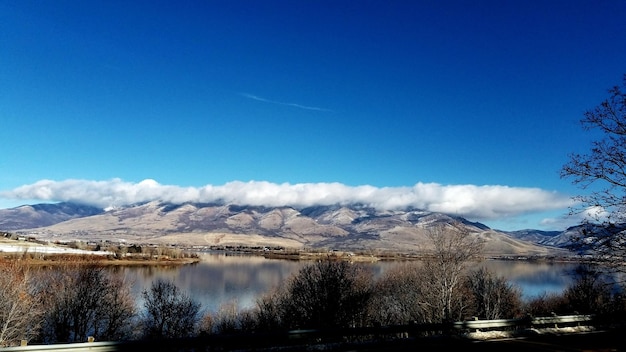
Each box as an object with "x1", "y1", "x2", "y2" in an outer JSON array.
[
  {"x1": 118, "y1": 254, "x2": 582, "y2": 313},
  {"x1": 478, "y1": 260, "x2": 577, "y2": 299},
  {"x1": 120, "y1": 253, "x2": 307, "y2": 313}
]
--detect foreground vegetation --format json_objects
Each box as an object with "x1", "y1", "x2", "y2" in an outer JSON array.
[{"x1": 1, "y1": 256, "x2": 624, "y2": 348}]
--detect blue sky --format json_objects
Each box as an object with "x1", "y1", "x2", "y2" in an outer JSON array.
[{"x1": 1, "y1": 0, "x2": 625, "y2": 231}]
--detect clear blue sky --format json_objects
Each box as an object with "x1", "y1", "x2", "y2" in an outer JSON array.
[{"x1": 1, "y1": 0, "x2": 625, "y2": 231}]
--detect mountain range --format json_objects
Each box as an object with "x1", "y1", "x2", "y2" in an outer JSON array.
[{"x1": 0, "y1": 201, "x2": 579, "y2": 257}]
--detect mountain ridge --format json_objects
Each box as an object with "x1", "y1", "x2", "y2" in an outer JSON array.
[{"x1": 0, "y1": 201, "x2": 572, "y2": 257}]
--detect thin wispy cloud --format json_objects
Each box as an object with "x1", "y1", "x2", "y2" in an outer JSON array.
[
  {"x1": 240, "y1": 93, "x2": 332, "y2": 112},
  {"x1": 1, "y1": 178, "x2": 575, "y2": 221}
]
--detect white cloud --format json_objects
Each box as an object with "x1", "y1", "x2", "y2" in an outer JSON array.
[
  {"x1": 538, "y1": 205, "x2": 611, "y2": 231},
  {"x1": 0, "y1": 178, "x2": 575, "y2": 221},
  {"x1": 539, "y1": 216, "x2": 580, "y2": 230}
]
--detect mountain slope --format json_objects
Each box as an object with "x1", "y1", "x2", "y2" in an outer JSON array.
[
  {"x1": 2, "y1": 201, "x2": 566, "y2": 257},
  {"x1": 0, "y1": 202, "x2": 103, "y2": 231}
]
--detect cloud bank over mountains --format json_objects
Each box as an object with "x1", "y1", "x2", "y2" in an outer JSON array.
[{"x1": 1, "y1": 178, "x2": 574, "y2": 221}]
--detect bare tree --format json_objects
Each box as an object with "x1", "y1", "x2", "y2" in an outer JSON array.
[
  {"x1": 140, "y1": 279, "x2": 201, "y2": 339},
  {"x1": 366, "y1": 262, "x2": 424, "y2": 326},
  {"x1": 465, "y1": 268, "x2": 522, "y2": 320},
  {"x1": 524, "y1": 293, "x2": 570, "y2": 317},
  {"x1": 0, "y1": 260, "x2": 43, "y2": 346},
  {"x1": 256, "y1": 260, "x2": 372, "y2": 330},
  {"x1": 364, "y1": 225, "x2": 483, "y2": 325},
  {"x1": 36, "y1": 264, "x2": 136, "y2": 343},
  {"x1": 561, "y1": 74, "x2": 626, "y2": 271},
  {"x1": 252, "y1": 288, "x2": 289, "y2": 331},
  {"x1": 421, "y1": 223, "x2": 484, "y2": 322},
  {"x1": 96, "y1": 273, "x2": 137, "y2": 341},
  {"x1": 563, "y1": 265, "x2": 614, "y2": 315},
  {"x1": 206, "y1": 300, "x2": 257, "y2": 334},
  {"x1": 288, "y1": 260, "x2": 372, "y2": 329}
]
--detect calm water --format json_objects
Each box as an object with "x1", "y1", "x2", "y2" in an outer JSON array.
[
  {"x1": 117, "y1": 253, "x2": 581, "y2": 314},
  {"x1": 119, "y1": 253, "x2": 304, "y2": 313},
  {"x1": 120, "y1": 254, "x2": 575, "y2": 312}
]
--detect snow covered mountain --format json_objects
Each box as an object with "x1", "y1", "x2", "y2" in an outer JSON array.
[
  {"x1": 0, "y1": 201, "x2": 568, "y2": 256},
  {"x1": 0, "y1": 202, "x2": 103, "y2": 231}
]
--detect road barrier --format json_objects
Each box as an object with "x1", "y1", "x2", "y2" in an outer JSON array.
[
  {"x1": 452, "y1": 314, "x2": 594, "y2": 331},
  {"x1": 0, "y1": 314, "x2": 598, "y2": 351}
]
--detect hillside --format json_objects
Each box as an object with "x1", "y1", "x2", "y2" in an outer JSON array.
[
  {"x1": 0, "y1": 202, "x2": 103, "y2": 230},
  {"x1": 2, "y1": 201, "x2": 568, "y2": 257}
]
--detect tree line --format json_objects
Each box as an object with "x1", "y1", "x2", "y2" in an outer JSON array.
[{"x1": 1, "y1": 224, "x2": 624, "y2": 347}]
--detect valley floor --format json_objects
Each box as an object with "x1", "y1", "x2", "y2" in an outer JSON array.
[{"x1": 0, "y1": 238, "x2": 200, "y2": 266}]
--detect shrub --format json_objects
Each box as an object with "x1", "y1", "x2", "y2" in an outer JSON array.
[
  {"x1": 140, "y1": 279, "x2": 201, "y2": 339},
  {"x1": 255, "y1": 260, "x2": 373, "y2": 330},
  {"x1": 465, "y1": 268, "x2": 523, "y2": 320},
  {"x1": 0, "y1": 260, "x2": 43, "y2": 346},
  {"x1": 366, "y1": 262, "x2": 424, "y2": 326},
  {"x1": 35, "y1": 264, "x2": 136, "y2": 343},
  {"x1": 563, "y1": 265, "x2": 614, "y2": 315}
]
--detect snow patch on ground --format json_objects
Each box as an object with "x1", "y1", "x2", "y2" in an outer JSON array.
[
  {"x1": 0, "y1": 243, "x2": 109, "y2": 255},
  {"x1": 465, "y1": 325, "x2": 596, "y2": 340}
]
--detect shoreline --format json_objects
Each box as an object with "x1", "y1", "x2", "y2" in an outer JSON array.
[
  {"x1": 0, "y1": 253, "x2": 201, "y2": 266},
  {"x1": 1, "y1": 237, "x2": 583, "y2": 266}
]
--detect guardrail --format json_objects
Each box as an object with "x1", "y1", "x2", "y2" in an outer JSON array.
[
  {"x1": 452, "y1": 314, "x2": 594, "y2": 331},
  {"x1": 0, "y1": 314, "x2": 597, "y2": 352}
]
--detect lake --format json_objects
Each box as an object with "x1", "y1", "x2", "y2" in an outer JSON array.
[{"x1": 116, "y1": 252, "x2": 582, "y2": 314}]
